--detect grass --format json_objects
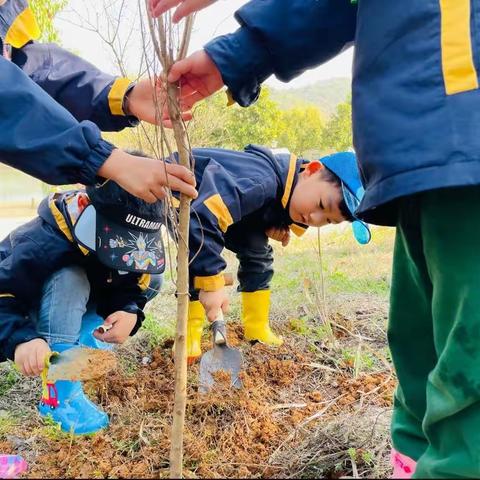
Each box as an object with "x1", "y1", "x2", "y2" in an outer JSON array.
[
  {"x1": 0, "y1": 411, "x2": 17, "y2": 439},
  {"x1": 35, "y1": 415, "x2": 73, "y2": 441},
  {"x1": 141, "y1": 313, "x2": 175, "y2": 348},
  {"x1": 0, "y1": 363, "x2": 21, "y2": 396},
  {"x1": 0, "y1": 223, "x2": 396, "y2": 478}
]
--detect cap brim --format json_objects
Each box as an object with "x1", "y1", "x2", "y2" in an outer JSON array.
[
  {"x1": 341, "y1": 183, "x2": 371, "y2": 245},
  {"x1": 352, "y1": 220, "x2": 371, "y2": 245},
  {"x1": 95, "y1": 211, "x2": 165, "y2": 274},
  {"x1": 73, "y1": 205, "x2": 166, "y2": 274}
]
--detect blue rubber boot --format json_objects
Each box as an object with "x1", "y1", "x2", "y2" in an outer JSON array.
[
  {"x1": 78, "y1": 308, "x2": 114, "y2": 351},
  {"x1": 38, "y1": 343, "x2": 109, "y2": 435}
]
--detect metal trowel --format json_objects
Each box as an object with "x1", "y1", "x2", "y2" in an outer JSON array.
[{"x1": 199, "y1": 311, "x2": 244, "y2": 393}]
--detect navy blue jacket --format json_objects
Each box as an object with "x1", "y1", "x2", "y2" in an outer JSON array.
[
  {"x1": 0, "y1": 0, "x2": 137, "y2": 185},
  {"x1": 205, "y1": 0, "x2": 480, "y2": 225},
  {"x1": 184, "y1": 145, "x2": 306, "y2": 291},
  {"x1": 0, "y1": 192, "x2": 150, "y2": 362}
]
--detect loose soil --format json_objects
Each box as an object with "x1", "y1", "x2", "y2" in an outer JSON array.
[
  {"x1": 1, "y1": 324, "x2": 394, "y2": 478},
  {"x1": 47, "y1": 349, "x2": 117, "y2": 382}
]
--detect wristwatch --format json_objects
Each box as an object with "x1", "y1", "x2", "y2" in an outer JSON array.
[{"x1": 122, "y1": 82, "x2": 137, "y2": 117}]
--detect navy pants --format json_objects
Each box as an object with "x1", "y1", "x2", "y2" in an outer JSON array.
[{"x1": 190, "y1": 223, "x2": 273, "y2": 301}]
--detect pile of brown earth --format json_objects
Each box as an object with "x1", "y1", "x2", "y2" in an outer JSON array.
[{"x1": 1, "y1": 325, "x2": 394, "y2": 478}]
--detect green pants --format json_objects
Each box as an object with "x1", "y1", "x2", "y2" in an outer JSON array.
[{"x1": 390, "y1": 187, "x2": 480, "y2": 478}]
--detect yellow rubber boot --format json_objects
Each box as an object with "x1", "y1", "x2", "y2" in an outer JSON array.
[
  {"x1": 241, "y1": 290, "x2": 283, "y2": 346},
  {"x1": 187, "y1": 300, "x2": 206, "y2": 364}
]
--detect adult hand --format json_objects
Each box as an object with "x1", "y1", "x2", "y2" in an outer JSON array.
[
  {"x1": 125, "y1": 77, "x2": 193, "y2": 126},
  {"x1": 149, "y1": 0, "x2": 217, "y2": 22},
  {"x1": 98, "y1": 149, "x2": 198, "y2": 203},
  {"x1": 266, "y1": 227, "x2": 291, "y2": 247},
  {"x1": 199, "y1": 287, "x2": 229, "y2": 322},
  {"x1": 14, "y1": 338, "x2": 51, "y2": 377},
  {"x1": 93, "y1": 311, "x2": 137, "y2": 344},
  {"x1": 169, "y1": 50, "x2": 224, "y2": 110}
]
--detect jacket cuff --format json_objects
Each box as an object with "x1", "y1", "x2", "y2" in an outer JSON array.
[
  {"x1": 79, "y1": 137, "x2": 115, "y2": 185},
  {"x1": 108, "y1": 77, "x2": 133, "y2": 116},
  {"x1": 204, "y1": 27, "x2": 274, "y2": 107},
  {"x1": 4, "y1": 328, "x2": 42, "y2": 361},
  {"x1": 193, "y1": 273, "x2": 226, "y2": 292},
  {"x1": 107, "y1": 78, "x2": 140, "y2": 128},
  {"x1": 130, "y1": 308, "x2": 145, "y2": 336}
]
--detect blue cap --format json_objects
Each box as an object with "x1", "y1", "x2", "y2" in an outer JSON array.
[{"x1": 320, "y1": 152, "x2": 371, "y2": 245}]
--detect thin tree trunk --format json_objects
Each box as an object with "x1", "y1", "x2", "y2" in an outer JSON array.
[
  {"x1": 166, "y1": 81, "x2": 192, "y2": 479},
  {"x1": 143, "y1": 7, "x2": 194, "y2": 476}
]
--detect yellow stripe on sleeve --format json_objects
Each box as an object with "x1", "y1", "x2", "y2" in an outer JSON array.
[
  {"x1": 5, "y1": 6, "x2": 40, "y2": 48},
  {"x1": 439, "y1": 0, "x2": 479, "y2": 94},
  {"x1": 204, "y1": 194, "x2": 234, "y2": 233},
  {"x1": 108, "y1": 78, "x2": 132, "y2": 116},
  {"x1": 194, "y1": 273, "x2": 226, "y2": 292}
]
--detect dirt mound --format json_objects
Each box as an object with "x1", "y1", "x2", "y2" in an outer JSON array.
[{"x1": 6, "y1": 326, "x2": 394, "y2": 479}]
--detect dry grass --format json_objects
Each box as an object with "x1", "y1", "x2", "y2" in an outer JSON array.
[{"x1": 0, "y1": 226, "x2": 396, "y2": 478}]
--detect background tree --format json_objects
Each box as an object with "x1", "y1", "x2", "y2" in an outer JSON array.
[
  {"x1": 186, "y1": 92, "x2": 231, "y2": 148},
  {"x1": 31, "y1": 0, "x2": 67, "y2": 43},
  {"x1": 222, "y1": 88, "x2": 284, "y2": 150},
  {"x1": 320, "y1": 99, "x2": 353, "y2": 152},
  {"x1": 278, "y1": 106, "x2": 324, "y2": 156}
]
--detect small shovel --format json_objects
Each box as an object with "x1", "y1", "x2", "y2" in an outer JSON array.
[
  {"x1": 199, "y1": 311, "x2": 243, "y2": 393},
  {"x1": 45, "y1": 347, "x2": 117, "y2": 382}
]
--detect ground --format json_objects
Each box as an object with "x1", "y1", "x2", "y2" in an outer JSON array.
[{"x1": 0, "y1": 225, "x2": 396, "y2": 478}]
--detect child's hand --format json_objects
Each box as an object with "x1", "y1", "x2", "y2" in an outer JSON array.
[
  {"x1": 149, "y1": 0, "x2": 217, "y2": 22},
  {"x1": 14, "y1": 338, "x2": 51, "y2": 377},
  {"x1": 167, "y1": 50, "x2": 224, "y2": 110},
  {"x1": 93, "y1": 311, "x2": 138, "y2": 344},
  {"x1": 97, "y1": 149, "x2": 198, "y2": 204},
  {"x1": 125, "y1": 78, "x2": 193, "y2": 126},
  {"x1": 266, "y1": 227, "x2": 291, "y2": 247},
  {"x1": 199, "y1": 288, "x2": 229, "y2": 322}
]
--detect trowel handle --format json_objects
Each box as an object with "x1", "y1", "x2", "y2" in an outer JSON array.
[{"x1": 211, "y1": 311, "x2": 227, "y2": 346}]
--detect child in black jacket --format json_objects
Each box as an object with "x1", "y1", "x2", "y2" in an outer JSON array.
[{"x1": 0, "y1": 180, "x2": 164, "y2": 434}]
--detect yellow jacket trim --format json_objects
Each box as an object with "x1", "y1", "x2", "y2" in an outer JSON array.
[
  {"x1": 440, "y1": 0, "x2": 478, "y2": 94},
  {"x1": 50, "y1": 199, "x2": 74, "y2": 242},
  {"x1": 170, "y1": 196, "x2": 181, "y2": 209},
  {"x1": 5, "y1": 6, "x2": 40, "y2": 48},
  {"x1": 194, "y1": 273, "x2": 225, "y2": 292},
  {"x1": 108, "y1": 77, "x2": 132, "y2": 116},
  {"x1": 290, "y1": 223, "x2": 308, "y2": 237},
  {"x1": 138, "y1": 273, "x2": 151, "y2": 291},
  {"x1": 281, "y1": 154, "x2": 298, "y2": 209},
  {"x1": 226, "y1": 89, "x2": 235, "y2": 106},
  {"x1": 49, "y1": 199, "x2": 89, "y2": 256},
  {"x1": 204, "y1": 194, "x2": 234, "y2": 233},
  {"x1": 0, "y1": 293, "x2": 15, "y2": 299}
]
